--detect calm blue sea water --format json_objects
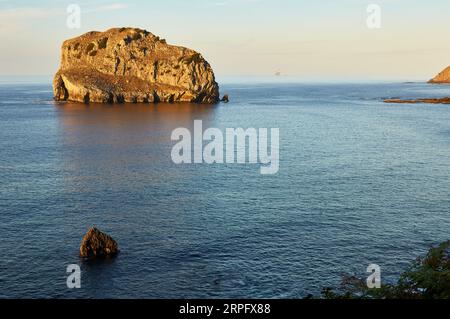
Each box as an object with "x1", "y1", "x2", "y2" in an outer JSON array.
[{"x1": 0, "y1": 81, "x2": 449, "y2": 298}]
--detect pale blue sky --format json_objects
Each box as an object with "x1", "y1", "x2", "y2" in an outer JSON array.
[{"x1": 1, "y1": 0, "x2": 450, "y2": 80}]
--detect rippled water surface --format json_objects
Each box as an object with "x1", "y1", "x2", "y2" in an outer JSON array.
[{"x1": 0, "y1": 81, "x2": 449, "y2": 298}]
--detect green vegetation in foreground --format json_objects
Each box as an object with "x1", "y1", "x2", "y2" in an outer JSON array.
[{"x1": 313, "y1": 240, "x2": 450, "y2": 299}]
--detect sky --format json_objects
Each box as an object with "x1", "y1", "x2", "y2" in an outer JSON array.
[{"x1": 1, "y1": 0, "x2": 450, "y2": 81}]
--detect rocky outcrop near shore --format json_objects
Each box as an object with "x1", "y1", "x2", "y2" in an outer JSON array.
[
  {"x1": 80, "y1": 227, "x2": 118, "y2": 258},
  {"x1": 383, "y1": 66, "x2": 450, "y2": 104},
  {"x1": 53, "y1": 28, "x2": 219, "y2": 104},
  {"x1": 384, "y1": 97, "x2": 450, "y2": 104},
  {"x1": 429, "y1": 66, "x2": 450, "y2": 83}
]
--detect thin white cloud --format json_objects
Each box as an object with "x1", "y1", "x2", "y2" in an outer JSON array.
[
  {"x1": 0, "y1": 3, "x2": 129, "y2": 19},
  {"x1": 204, "y1": 0, "x2": 261, "y2": 7},
  {"x1": 0, "y1": 7, "x2": 59, "y2": 19},
  {"x1": 85, "y1": 3, "x2": 130, "y2": 13}
]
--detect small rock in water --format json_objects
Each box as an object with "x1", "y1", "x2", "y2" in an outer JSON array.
[
  {"x1": 221, "y1": 94, "x2": 229, "y2": 103},
  {"x1": 79, "y1": 227, "x2": 119, "y2": 258}
]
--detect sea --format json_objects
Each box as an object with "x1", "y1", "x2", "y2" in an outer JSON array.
[{"x1": 0, "y1": 78, "x2": 449, "y2": 298}]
